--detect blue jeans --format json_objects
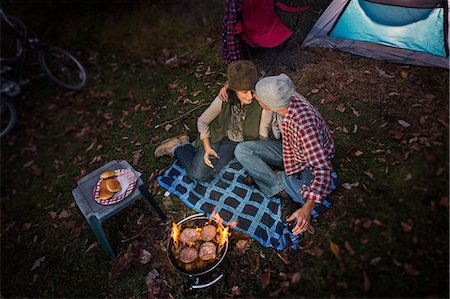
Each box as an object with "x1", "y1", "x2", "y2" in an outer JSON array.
[
  {"x1": 234, "y1": 140, "x2": 316, "y2": 204},
  {"x1": 174, "y1": 138, "x2": 238, "y2": 182}
]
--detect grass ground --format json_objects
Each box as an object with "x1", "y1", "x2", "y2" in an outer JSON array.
[{"x1": 1, "y1": 1, "x2": 448, "y2": 298}]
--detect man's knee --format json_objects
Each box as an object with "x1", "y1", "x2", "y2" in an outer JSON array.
[{"x1": 234, "y1": 141, "x2": 254, "y2": 160}]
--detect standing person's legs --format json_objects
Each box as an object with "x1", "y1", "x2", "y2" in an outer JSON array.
[{"x1": 234, "y1": 140, "x2": 284, "y2": 198}]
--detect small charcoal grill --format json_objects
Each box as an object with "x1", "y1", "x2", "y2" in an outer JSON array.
[{"x1": 167, "y1": 213, "x2": 229, "y2": 290}]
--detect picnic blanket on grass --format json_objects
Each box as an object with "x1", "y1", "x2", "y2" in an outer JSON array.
[{"x1": 158, "y1": 159, "x2": 333, "y2": 251}]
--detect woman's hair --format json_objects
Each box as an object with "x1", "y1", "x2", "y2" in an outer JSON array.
[{"x1": 226, "y1": 89, "x2": 240, "y2": 106}]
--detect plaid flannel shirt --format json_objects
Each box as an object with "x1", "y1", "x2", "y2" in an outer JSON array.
[
  {"x1": 281, "y1": 93, "x2": 335, "y2": 203},
  {"x1": 221, "y1": 0, "x2": 243, "y2": 64}
]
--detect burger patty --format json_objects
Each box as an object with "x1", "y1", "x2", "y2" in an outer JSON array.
[
  {"x1": 179, "y1": 247, "x2": 198, "y2": 263},
  {"x1": 201, "y1": 225, "x2": 216, "y2": 241},
  {"x1": 179, "y1": 228, "x2": 198, "y2": 243},
  {"x1": 199, "y1": 241, "x2": 216, "y2": 261}
]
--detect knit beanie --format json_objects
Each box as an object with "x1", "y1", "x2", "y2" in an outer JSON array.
[
  {"x1": 227, "y1": 60, "x2": 258, "y2": 91},
  {"x1": 255, "y1": 73, "x2": 295, "y2": 110}
]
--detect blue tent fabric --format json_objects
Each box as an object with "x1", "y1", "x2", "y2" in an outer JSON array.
[
  {"x1": 302, "y1": 0, "x2": 449, "y2": 68},
  {"x1": 331, "y1": 0, "x2": 446, "y2": 57},
  {"x1": 157, "y1": 159, "x2": 334, "y2": 251}
]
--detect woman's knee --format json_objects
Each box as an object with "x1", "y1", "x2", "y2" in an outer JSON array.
[{"x1": 187, "y1": 164, "x2": 213, "y2": 182}]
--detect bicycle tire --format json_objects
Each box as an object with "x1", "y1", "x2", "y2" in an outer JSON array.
[
  {"x1": 38, "y1": 46, "x2": 87, "y2": 91},
  {"x1": 0, "y1": 95, "x2": 17, "y2": 139}
]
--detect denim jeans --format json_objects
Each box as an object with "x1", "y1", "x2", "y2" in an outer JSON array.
[
  {"x1": 174, "y1": 138, "x2": 238, "y2": 182},
  {"x1": 234, "y1": 140, "x2": 316, "y2": 204}
]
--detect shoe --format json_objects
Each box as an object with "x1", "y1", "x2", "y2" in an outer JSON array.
[
  {"x1": 154, "y1": 134, "x2": 189, "y2": 157},
  {"x1": 278, "y1": 190, "x2": 301, "y2": 225},
  {"x1": 242, "y1": 176, "x2": 256, "y2": 186}
]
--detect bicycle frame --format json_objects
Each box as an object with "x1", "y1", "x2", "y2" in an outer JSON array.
[{"x1": 0, "y1": 9, "x2": 42, "y2": 85}]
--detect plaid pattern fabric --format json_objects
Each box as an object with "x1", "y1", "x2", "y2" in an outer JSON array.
[
  {"x1": 282, "y1": 93, "x2": 335, "y2": 203},
  {"x1": 221, "y1": 0, "x2": 243, "y2": 64},
  {"x1": 158, "y1": 159, "x2": 334, "y2": 251}
]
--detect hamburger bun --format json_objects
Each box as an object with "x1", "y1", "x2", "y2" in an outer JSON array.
[
  {"x1": 99, "y1": 187, "x2": 113, "y2": 200},
  {"x1": 105, "y1": 178, "x2": 121, "y2": 193},
  {"x1": 100, "y1": 170, "x2": 116, "y2": 179}
]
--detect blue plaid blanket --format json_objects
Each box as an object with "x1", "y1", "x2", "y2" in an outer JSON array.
[{"x1": 158, "y1": 160, "x2": 333, "y2": 251}]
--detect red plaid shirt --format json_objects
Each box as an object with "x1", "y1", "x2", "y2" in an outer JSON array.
[
  {"x1": 281, "y1": 93, "x2": 335, "y2": 203},
  {"x1": 221, "y1": 0, "x2": 243, "y2": 64}
]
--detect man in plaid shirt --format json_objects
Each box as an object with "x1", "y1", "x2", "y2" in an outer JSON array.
[{"x1": 234, "y1": 73, "x2": 336, "y2": 235}]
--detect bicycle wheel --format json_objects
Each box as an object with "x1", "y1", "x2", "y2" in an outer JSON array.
[
  {"x1": 39, "y1": 46, "x2": 87, "y2": 91},
  {"x1": 0, "y1": 95, "x2": 17, "y2": 139}
]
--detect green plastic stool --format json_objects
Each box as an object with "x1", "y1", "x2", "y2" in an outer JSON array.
[{"x1": 72, "y1": 160, "x2": 166, "y2": 259}]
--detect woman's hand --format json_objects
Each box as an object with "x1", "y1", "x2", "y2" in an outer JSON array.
[
  {"x1": 203, "y1": 147, "x2": 220, "y2": 168},
  {"x1": 218, "y1": 82, "x2": 229, "y2": 102},
  {"x1": 287, "y1": 200, "x2": 315, "y2": 235}
]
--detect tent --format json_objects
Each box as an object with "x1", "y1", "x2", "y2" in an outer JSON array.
[{"x1": 301, "y1": 0, "x2": 449, "y2": 68}]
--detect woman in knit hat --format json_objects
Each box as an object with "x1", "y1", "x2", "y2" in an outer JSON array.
[{"x1": 154, "y1": 60, "x2": 272, "y2": 182}]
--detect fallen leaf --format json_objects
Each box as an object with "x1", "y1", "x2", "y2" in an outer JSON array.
[
  {"x1": 58, "y1": 210, "x2": 70, "y2": 220},
  {"x1": 398, "y1": 120, "x2": 411, "y2": 128},
  {"x1": 277, "y1": 252, "x2": 290, "y2": 265},
  {"x1": 164, "y1": 124, "x2": 173, "y2": 131},
  {"x1": 138, "y1": 249, "x2": 152, "y2": 264},
  {"x1": 363, "y1": 171, "x2": 375, "y2": 180},
  {"x1": 291, "y1": 272, "x2": 301, "y2": 284},
  {"x1": 85, "y1": 242, "x2": 98, "y2": 253},
  {"x1": 330, "y1": 241, "x2": 341, "y2": 260},
  {"x1": 132, "y1": 151, "x2": 142, "y2": 166},
  {"x1": 192, "y1": 90, "x2": 201, "y2": 97},
  {"x1": 355, "y1": 150, "x2": 364, "y2": 156},
  {"x1": 439, "y1": 196, "x2": 449, "y2": 207},
  {"x1": 31, "y1": 256, "x2": 46, "y2": 271},
  {"x1": 231, "y1": 286, "x2": 241, "y2": 296},
  {"x1": 344, "y1": 241, "x2": 355, "y2": 255},
  {"x1": 401, "y1": 221, "x2": 413, "y2": 233},
  {"x1": 400, "y1": 71, "x2": 409, "y2": 79},
  {"x1": 311, "y1": 88, "x2": 320, "y2": 94},
  {"x1": 31, "y1": 164, "x2": 43, "y2": 176},
  {"x1": 403, "y1": 173, "x2": 413, "y2": 181},
  {"x1": 370, "y1": 257, "x2": 381, "y2": 265},
  {"x1": 235, "y1": 239, "x2": 251, "y2": 254},
  {"x1": 110, "y1": 252, "x2": 133, "y2": 279},
  {"x1": 22, "y1": 223, "x2": 32, "y2": 231},
  {"x1": 404, "y1": 264, "x2": 420, "y2": 276},
  {"x1": 145, "y1": 268, "x2": 160, "y2": 288},
  {"x1": 363, "y1": 271, "x2": 371, "y2": 291},
  {"x1": 336, "y1": 103, "x2": 346, "y2": 113},
  {"x1": 351, "y1": 107, "x2": 361, "y2": 117},
  {"x1": 167, "y1": 80, "x2": 178, "y2": 89},
  {"x1": 261, "y1": 270, "x2": 271, "y2": 288},
  {"x1": 373, "y1": 219, "x2": 384, "y2": 226},
  {"x1": 362, "y1": 218, "x2": 372, "y2": 229}
]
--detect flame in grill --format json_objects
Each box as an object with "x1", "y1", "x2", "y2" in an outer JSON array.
[
  {"x1": 171, "y1": 222, "x2": 181, "y2": 246},
  {"x1": 209, "y1": 210, "x2": 233, "y2": 251}
]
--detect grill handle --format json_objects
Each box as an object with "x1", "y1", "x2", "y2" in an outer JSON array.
[{"x1": 189, "y1": 272, "x2": 224, "y2": 290}]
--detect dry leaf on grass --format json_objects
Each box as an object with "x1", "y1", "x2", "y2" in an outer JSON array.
[
  {"x1": 235, "y1": 239, "x2": 251, "y2": 254},
  {"x1": 30, "y1": 256, "x2": 46, "y2": 271},
  {"x1": 363, "y1": 271, "x2": 371, "y2": 291},
  {"x1": 261, "y1": 270, "x2": 271, "y2": 288},
  {"x1": 330, "y1": 241, "x2": 341, "y2": 260}
]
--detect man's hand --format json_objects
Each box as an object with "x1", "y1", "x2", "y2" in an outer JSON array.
[
  {"x1": 203, "y1": 147, "x2": 220, "y2": 168},
  {"x1": 287, "y1": 199, "x2": 315, "y2": 235},
  {"x1": 218, "y1": 82, "x2": 229, "y2": 102}
]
